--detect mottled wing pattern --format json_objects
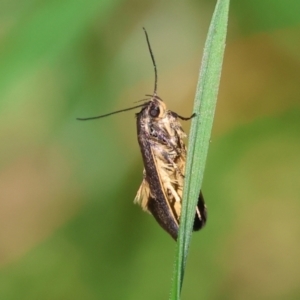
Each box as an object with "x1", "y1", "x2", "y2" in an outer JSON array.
[{"x1": 135, "y1": 111, "x2": 187, "y2": 225}]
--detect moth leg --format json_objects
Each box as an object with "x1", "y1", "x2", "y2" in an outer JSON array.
[
  {"x1": 147, "y1": 129, "x2": 185, "y2": 165},
  {"x1": 165, "y1": 182, "x2": 181, "y2": 203},
  {"x1": 148, "y1": 126, "x2": 180, "y2": 152},
  {"x1": 171, "y1": 112, "x2": 196, "y2": 121},
  {"x1": 148, "y1": 129, "x2": 169, "y2": 146},
  {"x1": 160, "y1": 150, "x2": 184, "y2": 178}
]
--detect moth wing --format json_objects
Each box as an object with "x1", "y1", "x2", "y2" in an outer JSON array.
[
  {"x1": 150, "y1": 146, "x2": 181, "y2": 225},
  {"x1": 134, "y1": 171, "x2": 151, "y2": 213},
  {"x1": 193, "y1": 190, "x2": 207, "y2": 231},
  {"x1": 147, "y1": 147, "x2": 181, "y2": 240}
]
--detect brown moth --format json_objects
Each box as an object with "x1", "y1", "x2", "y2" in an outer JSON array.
[{"x1": 77, "y1": 28, "x2": 207, "y2": 240}]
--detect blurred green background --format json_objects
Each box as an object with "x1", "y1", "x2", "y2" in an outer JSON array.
[{"x1": 0, "y1": 0, "x2": 300, "y2": 299}]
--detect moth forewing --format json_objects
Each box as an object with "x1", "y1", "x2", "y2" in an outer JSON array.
[{"x1": 150, "y1": 146, "x2": 181, "y2": 222}]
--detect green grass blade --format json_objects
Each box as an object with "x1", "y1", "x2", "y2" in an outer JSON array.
[
  {"x1": 0, "y1": 0, "x2": 119, "y2": 105},
  {"x1": 170, "y1": 0, "x2": 230, "y2": 299}
]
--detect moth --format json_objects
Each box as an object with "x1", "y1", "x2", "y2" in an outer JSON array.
[{"x1": 77, "y1": 28, "x2": 207, "y2": 240}]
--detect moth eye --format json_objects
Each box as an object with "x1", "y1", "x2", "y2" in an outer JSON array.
[{"x1": 150, "y1": 106, "x2": 160, "y2": 118}]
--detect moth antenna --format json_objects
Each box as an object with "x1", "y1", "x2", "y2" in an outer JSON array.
[
  {"x1": 77, "y1": 29, "x2": 157, "y2": 121},
  {"x1": 76, "y1": 103, "x2": 147, "y2": 121},
  {"x1": 134, "y1": 97, "x2": 151, "y2": 103},
  {"x1": 143, "y1": 27, "x2": 158, "y2": 97}
]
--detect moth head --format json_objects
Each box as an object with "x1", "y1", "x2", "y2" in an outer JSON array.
[{"x1": 147, "y1": 96, "x2": 167, "y2": 119}]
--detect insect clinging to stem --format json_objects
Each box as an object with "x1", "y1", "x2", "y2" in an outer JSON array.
[{"x1": 77, "y1": 28, "x2": 207, "y2": 240}]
